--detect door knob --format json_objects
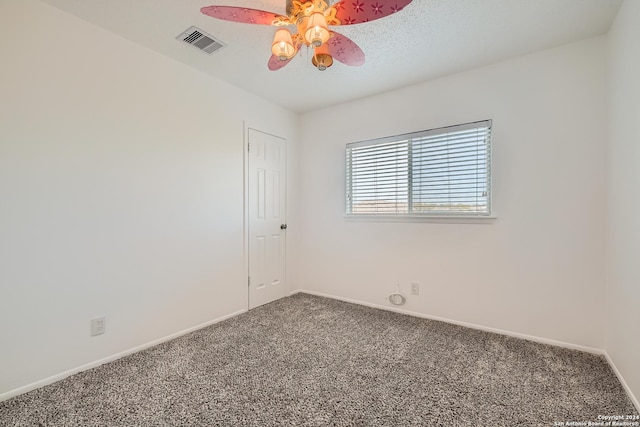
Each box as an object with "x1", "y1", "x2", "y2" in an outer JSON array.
[{"x1": 280, "y1": 224, "x2": 288, "y2": 230}]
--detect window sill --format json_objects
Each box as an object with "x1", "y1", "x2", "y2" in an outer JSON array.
[{"x1": 344, "y1": 214, "x2": 497, "y2": 224}]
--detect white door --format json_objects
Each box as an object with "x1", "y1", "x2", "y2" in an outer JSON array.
[{"x1": 248, "y1": 129, "x2": 287, "y2": 309}]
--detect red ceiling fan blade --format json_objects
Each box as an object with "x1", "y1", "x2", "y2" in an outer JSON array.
[
  {"x1": 333, "y1": 0, "x2": 413, "y2": 25},
  {"x1": 201, "y1": 5, "x2": 286, "y2": 25},
  {"x1": 268, "y1": 46, "x2": 301, "y2": 71},
  {"x1": 327, "y1": 32, "x2": 365, "y2": 66},
  {"x1": 268, "y1": 54, "x2": 294, "y2": 71}
]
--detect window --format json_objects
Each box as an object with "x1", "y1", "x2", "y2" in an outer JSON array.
[{"x1": 346, "y1": 120, "x2": 492, "y2": 217}]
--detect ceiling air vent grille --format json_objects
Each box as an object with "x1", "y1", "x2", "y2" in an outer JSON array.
[{"x1": 177, "y1": 26, "x2": 225, "y2": 55}]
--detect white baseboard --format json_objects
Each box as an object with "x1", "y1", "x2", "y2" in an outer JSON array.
[
  {"x1": 604, "y1": 353, "x2": 640, "y2": 413},
  {"x1": 0, "y1": 308, "x2": 246, "y2": 403},
  {"x1": 295, "y1": 290, "x2": 640, "y2": 410},
  {"x1": 295, "y1": 290, "x2": 604, "y2": 354},
  {"x1": 4, "y1": 291, "x2": 638, "y2": 414}
]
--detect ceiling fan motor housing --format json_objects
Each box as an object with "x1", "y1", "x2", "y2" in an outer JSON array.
[{"x1": 286, "y1": 0, "x2": 329, "y2": 20}]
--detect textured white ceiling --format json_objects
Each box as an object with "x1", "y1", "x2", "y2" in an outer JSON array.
[{"x1": 40, "y1": 0, "x2": 622, "y2": 113}]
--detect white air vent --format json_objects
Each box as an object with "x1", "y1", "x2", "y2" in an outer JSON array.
[{"x1": 177, "y1": 26, "x2": 225, "y2": 55}]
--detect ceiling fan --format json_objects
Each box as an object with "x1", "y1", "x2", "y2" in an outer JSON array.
[{"x1": 201, "y1": 0, "x2": 413, "y2": 71}]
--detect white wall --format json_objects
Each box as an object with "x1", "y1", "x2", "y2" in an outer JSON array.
[
  {"x1": 295, "y1": 37, "x2": 608, "y2": 350},
  {"x1": 0, "y1": 1, "x2": 298, "y2": 398},
  {"x1": 606, "y1": 0, "x2": 640, "y2": 408}
]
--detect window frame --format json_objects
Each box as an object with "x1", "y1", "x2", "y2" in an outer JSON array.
[{"x1": 345, "y1": 120, "x2": 494, "y2": 221}]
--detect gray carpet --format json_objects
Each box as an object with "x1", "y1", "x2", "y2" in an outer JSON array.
[{"x1": 0, "y1": 293, "x2": 637, "y2": 426}]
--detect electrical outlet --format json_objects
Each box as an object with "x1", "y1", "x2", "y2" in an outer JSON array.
[
  {"x1": 411, "y1": 282, "x2": 420, "y2": 296},
  {"x1": 91, "y1": 316, "x2": 106, "y2": 336}
]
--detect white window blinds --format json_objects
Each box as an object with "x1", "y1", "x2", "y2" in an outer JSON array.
[{"x1": 346, "y1": 120, "x2": 492, "y2": 217}]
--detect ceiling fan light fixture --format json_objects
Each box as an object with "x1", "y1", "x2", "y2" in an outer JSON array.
[
  {"x1": 312, "y1": 44, "x2": 333, "y2": 71},
  {"x1": 201, "y1": 0, "x2": 414, "y2": 71},
  {"x1": 271, "y1": 28, "x2": 295, "y2": 61},
  {"x1": 305, "y1": 12, "x2": 330, "y2": 47}
]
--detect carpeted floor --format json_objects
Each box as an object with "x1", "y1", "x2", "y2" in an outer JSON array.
[{"x1": 0, "y1": 293, "x2": 637, "y2": 426}]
